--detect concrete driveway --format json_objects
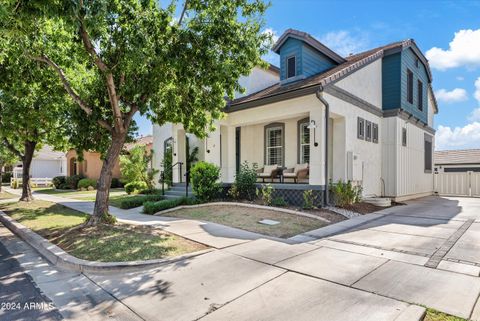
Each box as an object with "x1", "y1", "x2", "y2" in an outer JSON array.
[{"x1": 2, "y1": 196, "x2": 480, "y2": 321}]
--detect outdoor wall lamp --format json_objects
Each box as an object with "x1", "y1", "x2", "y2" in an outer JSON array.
[
  {"x1": 205, "y1": 136, "x2": 211, "y2": 153},
  {"x1": 307, "y1": 120, "x2": 319, "y2": 147}
]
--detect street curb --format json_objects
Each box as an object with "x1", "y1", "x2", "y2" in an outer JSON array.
[
  {"x1": 0, "y1": 210, "x2": 213, "y2": 274},
  {"x1": 154, "y1": 201, "x2": 331, "y2": 223}
]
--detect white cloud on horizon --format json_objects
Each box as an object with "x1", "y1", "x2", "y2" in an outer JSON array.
[
  {"x1": 319, "y1": 30, "x2": 369, "y2": 57},
  {"x1": 436, "y1": 122, "x2": 480, "y2": 150},
  {"x1": 435, "y1": 88, "x2": 468, "y2": 103},
  {"x1": 261, "y1": 28, "x2": 280, "y2": 67},
  {"x1": 475, "y1": 77, "x2": 480, "y2": 103},
  {"x1": 426, "y1": 29, "x2": 480, "y2": 70}
]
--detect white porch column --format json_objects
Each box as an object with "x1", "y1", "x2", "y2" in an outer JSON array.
[
  {"x1": 309, "y1": 106, "x2": 325, "y2": 186},
  {"x1": 221, "y1": 125, "x2": 236, "y2": 183},
  {"x1": 204, "y1": 122, "x2": 221, "y2": 167},
  {"x1": 172, "y1": 125, "x2": 186, "y2": 183}
]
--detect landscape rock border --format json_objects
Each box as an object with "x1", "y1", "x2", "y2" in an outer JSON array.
[
  {"x1": 154, "y1": 201, "x2": 331, "y2": 223},
  {"x1": 0, "y1": 210, "x2": 213, "y2": 274}
]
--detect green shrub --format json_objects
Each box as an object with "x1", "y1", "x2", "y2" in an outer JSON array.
[
  {"x1": 256, "y1": 183, "x2": 274, "y2": 206},
  {"x1": 160, "y1": 144, "x2": 173, "y2": 187},
  {"x1": 119, "y1": 194, "x2": 164, "y2": 209},
  {"x1": 138, "y1": 188, "x2": 162, "y2": 195},
  {"x1": 230, "y1": 161, "x2": 258, "y2": 201},
  {"x1": 272, "y1": 196, "x2": 287, "y2": 207},
  {"x1": 124, "y1": 181, "x2": 148, "y2": 195},
  {"x1": 190, "y1": 161, "x2": 221, "y2": 202},
  {"x1": 52, "y1": 176, "x2": 66, "y2": 189},
  {"x1": 110, "y1": 178, "x2": 124, "y2": 188},
  {"x1": 78, "y1": 178, "x2": 97, "y2": 189},
  {"x1": 329, "y1": 180, "x2": 362, "y2": 207},
  {"x1": 66, "y1": 174, "x2": 84, "y2": 189},
  {"x1": 143, "y1": 197, "x2": 197, "y2": 214},
  {"x1": 2, "y1": 172, "x2": 12, "y2": 183},
  {"x1": 303, "y1": 190, "x2": 317, "y2": 210},
  {"x1": 120, "y1": 145, "x2": 158, "y2": 189}
]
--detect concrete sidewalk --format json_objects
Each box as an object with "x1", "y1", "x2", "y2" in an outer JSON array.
[{"x1": 4, "y1": 188, "x2": 480, "y2": 320}]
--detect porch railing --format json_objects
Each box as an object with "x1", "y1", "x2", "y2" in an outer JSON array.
[{"x1": 159, "y1": 162, "x2": 183, "y2": 195}]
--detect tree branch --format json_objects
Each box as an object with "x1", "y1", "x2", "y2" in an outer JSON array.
[
  {"x1": 31, "y1": 55, "x2": 93, "y2": 116},
  {"x1": 123, "y1": 103, "x2": 139, "y2": 131},
  {"x1": 178, "y1": 0, "x2": 189, "y2": 25},
  {"x1": 2, "y1": 138, "x2": 23, "y2": 160},
  {"x1": 98, "y1": 119, "x2": 114, "y2": 133}
]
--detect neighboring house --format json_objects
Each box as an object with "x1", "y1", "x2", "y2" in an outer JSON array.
[
  {"x1": 152, "y1": 29, "x2": 438, "y2": 204},
  {"x1": 434, "y1": 149, "x2": 480, "y2": 173},
  {"x1": 66, "y1": 135, "x2": 153, "y2": 179},
  {"x1": 13, "y1": 145, "x2": 67, "y2": 179}
]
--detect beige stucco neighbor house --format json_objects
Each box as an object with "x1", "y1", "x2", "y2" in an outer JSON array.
[{"x1": 152, "y1": 29, "x2": 439, "y2": 205}]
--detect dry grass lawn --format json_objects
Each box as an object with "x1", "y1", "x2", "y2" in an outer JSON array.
[
  {"x1": 160, "y1": 205, "x2": 326, "y2": 238},
  {"x1": 0, "y1": 200, "x2": 207, "y2": 262}
]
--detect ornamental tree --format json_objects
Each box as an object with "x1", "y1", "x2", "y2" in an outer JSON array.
[
  {"x1": 0, "y1": 144, "x2": 17, "y2": 193},
  {"x1": 4, "y1": 0, "x2": 270, "y2": 225},
  {"x1": 0, "y1": 42, "x2": 69, "y2": 201}
]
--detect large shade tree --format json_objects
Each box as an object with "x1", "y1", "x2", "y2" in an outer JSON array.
[
  {"x1": 0, "y1": 144, "x2": 17, "y2": 193},
  {"x1": 3, "y1": 0, "x2": 270, "y2": 225},
  {"x1": 0, "y1": 42, "x2": 69, "y2": 201}
]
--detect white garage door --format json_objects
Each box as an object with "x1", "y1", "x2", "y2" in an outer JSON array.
[{"x1": 435, "y1": 171, "x2": 480, "y2": 197}]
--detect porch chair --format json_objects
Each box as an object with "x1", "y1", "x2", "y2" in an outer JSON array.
[
  {"x1": 257, "y1": 164, "x2": 279, "y2": 183},
  {"x1": 283, "y1": 163, "x2": 309, "y2": 183}
]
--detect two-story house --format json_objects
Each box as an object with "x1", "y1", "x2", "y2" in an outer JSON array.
[{"x1": 152, "y1": 29, "x2": 438, "y2": 205}]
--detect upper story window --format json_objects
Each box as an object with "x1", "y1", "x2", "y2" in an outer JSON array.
[
  {"x1": 357, "y1": 117, "x2": 365, "y2": 140},
  {"x1": 417, "y1": 80, "x2": 423, "y2": 111},
  {"x1": 415, "y1": 59, "x2": 419, "y2": 68},
  {"x1": 402, "y1": 128, "x2": 407, "y2": 146},
  {"x1": 372, "y1": 123, "x2": 379, "y2": 143},
  {"x1": 365, "y1": 120, "x2": 372, "y2": 142},
  {"x1": 407, "y1": 69, "x2": 414, "y2": 104},
  {"x1": 287, "y1": 56, "x2": 296, "y2": 78}
]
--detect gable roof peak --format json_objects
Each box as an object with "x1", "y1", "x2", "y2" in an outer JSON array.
[{"x1": 272, "y1": 29, "x2": 346, "y2": 64}]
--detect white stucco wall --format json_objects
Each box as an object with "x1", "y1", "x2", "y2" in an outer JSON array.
[
  {"x1": 236, "y1": 66, "x2": 279, "y2": 98},
  {"x1": 335, "y1": 59, "x2": 383, "y2": 108},
  {"x1": 381, "y1": 117, "x2": 434, "y2": 199},
  {"x1": 325, "y1": 93, "x2": 383, "y2": 197}
]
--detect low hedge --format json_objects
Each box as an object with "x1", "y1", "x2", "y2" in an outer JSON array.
[
  {"x1": 52, "y1": 176, "x2": 67, "y2": 189},
  {"x1": 78, "y1": 178, "x2": 97, "y2": 189},
  {"x1": 138, "y1": 188, "x2": 163, "y2": 195},
  {"x1": 125, "y1": 181, "x2": 148, "y2": 195},
  {"x1": 143, "y1": 197, "x2": 197, "y2": 214},
  {"x1": 66, "y1": 175, "x2": 84, "y2": 189},
  {"x1": 119, "y1": 194, "x2": 164, "y2": 209}
]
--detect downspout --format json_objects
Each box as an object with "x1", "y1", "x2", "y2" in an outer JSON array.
[{"x1": 315, "y1": 86, "x2": 329, "y2": 206}]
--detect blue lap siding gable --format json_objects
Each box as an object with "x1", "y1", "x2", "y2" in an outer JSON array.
[
  {"x1": 382, "y1": 48, "x2": 429, "y2": 124},
  {"x1": 279, "y1": 38, "x2": 337, "y2": 83}
]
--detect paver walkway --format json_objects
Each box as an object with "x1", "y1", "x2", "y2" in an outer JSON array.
[{"x1": 3, "y1": 188, "x2": 480, "y2": 320}]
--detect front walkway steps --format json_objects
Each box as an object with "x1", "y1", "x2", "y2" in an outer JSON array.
[{"x1": 162, "y1": 182, "x2": 193, "y2": 199}]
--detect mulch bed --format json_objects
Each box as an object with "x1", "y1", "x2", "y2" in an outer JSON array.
[{"x1": 339, "y1": 201, "x2": 404, "y2": 215}]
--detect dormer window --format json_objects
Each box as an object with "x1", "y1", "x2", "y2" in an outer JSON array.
[{"x1": 287, "y1": 56, "x2": 296, "y2": 78}]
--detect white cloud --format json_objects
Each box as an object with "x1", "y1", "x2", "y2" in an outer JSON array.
[
  {"x1": 469, "y1": 108, "x2": 480, "y2": 122},
  {"x1": 475, "y1": 77, "x2": 480, "y2": 103},
  {"x1": 436, "y1": 122, "x2": 480, "y2": 150},
  {"x1": 435, "y1": 88, "x2": 468, "y2": 103},
  {"x1": 426, "y1": 29, "x2": 480, "y2": 70},
  {"x1": 320, "y1": 30, "x2": 369, "y2": 57},
  {"x1": 456, "y1": 76, "x2": 464, "y2": 81},
  {"x1": 262, "y1": 28, "x2": 279, "y2": 43}
]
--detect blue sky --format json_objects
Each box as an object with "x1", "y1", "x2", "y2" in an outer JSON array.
[{"x1": 137, "y1": 0, "x2": 480, "y2": 150}]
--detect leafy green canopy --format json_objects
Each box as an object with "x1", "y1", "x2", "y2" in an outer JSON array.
[
  {"x1": 0, "y1": 40, "x2": 69, "y2": 158},
  {"x1": 2, "y1": 0, "x2": 271, "y2": 153}
]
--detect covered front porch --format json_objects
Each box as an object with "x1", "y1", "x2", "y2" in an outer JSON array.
[{"x1": 167, "y1": 95, "x2": 348, "y2": 190}]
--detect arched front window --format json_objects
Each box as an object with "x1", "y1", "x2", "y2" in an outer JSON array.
[{"x1": 298, "y1": 118, "x2": 310, "y2": 164}]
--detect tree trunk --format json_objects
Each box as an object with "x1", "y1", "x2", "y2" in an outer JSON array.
[
  {"x1": 0, "y1": 164, "x2": 3, "y2": 193},
  {"x1": 20, "y1": 141, "x2": 36, "y2": 202},
  {"x1": 86, "y1": 133, "x2": 126, "y2": 226}
]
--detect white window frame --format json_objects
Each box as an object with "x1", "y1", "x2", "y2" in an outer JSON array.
[
  {"x1": 265, "y1": 125, "x2": 283, "y2": 166},
  {"x1": 299, "y1": 121, "x2": 310, "y2": 164}
]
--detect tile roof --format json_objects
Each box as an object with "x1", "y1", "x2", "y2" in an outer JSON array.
[
  {"x1": 230, "y1": 40, "x2": 406, "y2": 108},
  {"x1": 435, "y1": 149, "x2": 480, "y2": 165},
  {"x1": 125, "y1": 135, "x2": 153, "y2": 151}
]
